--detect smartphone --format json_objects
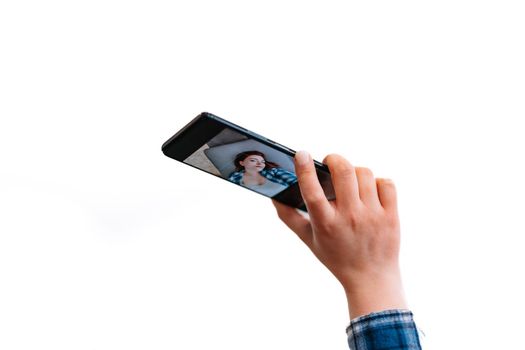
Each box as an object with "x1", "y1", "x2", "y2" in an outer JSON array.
[{"x1": 161, "y1": 112, "x2": 335, "y2": 212}]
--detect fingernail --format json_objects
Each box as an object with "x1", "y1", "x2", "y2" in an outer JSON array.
[{"x1": 295, "y1": 150, "x2": 310, "y2": 166}]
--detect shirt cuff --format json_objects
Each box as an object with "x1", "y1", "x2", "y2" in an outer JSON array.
[{"x1": 346, "y1": 309, "x2": 422, "y2": 350}]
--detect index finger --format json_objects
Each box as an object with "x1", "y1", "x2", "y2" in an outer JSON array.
[{"x1": 294, "y1": 150, "x2": 334, "y2": 222}]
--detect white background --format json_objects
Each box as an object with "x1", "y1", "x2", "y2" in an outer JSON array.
[{"x1": 1, "y1": 1, "x2": 524, "y2": 349}]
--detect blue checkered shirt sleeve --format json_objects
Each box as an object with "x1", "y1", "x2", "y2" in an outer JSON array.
[
  {"x1": 346, "y1": 309, "x2": 422, "y2": 350},
  {"x1": 228, "y1": 171, "x2": 243, "y2": 184},
  {"x1": 265, "y1": 168, "x2": 298, "y2": 185}
]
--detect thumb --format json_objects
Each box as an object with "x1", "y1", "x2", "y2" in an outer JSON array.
[{"x1": 271, "y1": 199, "x2": 313, "y2": 246}]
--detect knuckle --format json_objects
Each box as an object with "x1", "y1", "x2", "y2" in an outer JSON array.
[
  {"x1": 338, "y1": 166, "x2": 356, "y2": 180},
  {"x1": 356, "y1": 167, "x2": 374, "y2": 177},
  {"x1": 378, "y1": 178, "x2": 395, "y2": 187},
  {"x1": 338, "y1": 202, "x2": 399, "y2": 234},
  {"x1": 306, "y1": 193, "x2": 326, "y2": 207},
  {"x1": 313, "y1": 213, "x2": 333, "y2": 229},
  {"x1": 342, "y1": 205, "x2": 365, "y2": 226}
]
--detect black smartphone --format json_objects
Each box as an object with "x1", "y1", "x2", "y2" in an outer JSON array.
[{"x1": 161, "y1": 112, "x2": 335, "y2": 212}]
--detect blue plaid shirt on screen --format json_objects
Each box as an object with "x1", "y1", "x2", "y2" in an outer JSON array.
[
  {"x1": 346, "y1": 309, "x2": 422, "y2": 350},
  {"x1": 228, "y1": 168, "x2": 298, "y2": 186}
]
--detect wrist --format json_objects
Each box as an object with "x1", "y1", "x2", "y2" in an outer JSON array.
[{"x1": 342, "y1": 269, "x2": 408, "y2": 320}]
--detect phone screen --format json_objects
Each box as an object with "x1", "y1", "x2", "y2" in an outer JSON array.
[{"x1": 182, "y1": 125, "x2": 300, "y2": 198}]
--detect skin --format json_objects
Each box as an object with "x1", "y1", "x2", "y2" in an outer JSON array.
[
  {"x1": 239, "y1": 155, "x2": 267, "y2": 186},
  {"x1": 271, "y1": 151, "x2": 408, "y2": 320}
]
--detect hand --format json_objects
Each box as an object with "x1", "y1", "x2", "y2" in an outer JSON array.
[{"x1": 272, "y1": 151, "x2": 407, "y2": 319}]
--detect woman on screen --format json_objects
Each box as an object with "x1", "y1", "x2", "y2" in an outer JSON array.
[{"x1": 228, "y1": 151, "x2": 298, "y2": 197}]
